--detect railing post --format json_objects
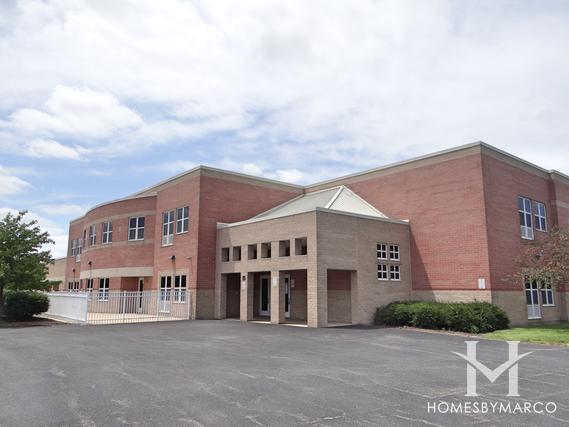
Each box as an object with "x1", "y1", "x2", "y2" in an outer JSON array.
[{"x1": 121, "y1": 291, "x2": 127, "y2": 323}]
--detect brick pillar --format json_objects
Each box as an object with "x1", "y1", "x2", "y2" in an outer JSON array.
[
  {"x1": 240, "y1": 272, "x2": 254, "y2": 322},
  {"x1": 350, "y1": 270, "x2": 359, "y2": 325},
  {"x1": 307, "y1": 266, "x2": 327, "y2": 327},
  {"x1": 271, "y1": 270, "x2": 285, "y2": 324}
]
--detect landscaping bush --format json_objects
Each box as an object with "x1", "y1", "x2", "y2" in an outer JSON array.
[
  {"x1": 2, "y1": 291, "x2": 49, "y2": 321},
  {"x1": 374, "y1": 301, "x2": 509, "y2": 333}
]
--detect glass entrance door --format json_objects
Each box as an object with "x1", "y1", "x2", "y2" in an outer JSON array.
[
  {"x1": 284, "y1": 275, "x2": 291, "y2": 319},
  {"x1": 259, "y1": 275, "x2": 270, "y2": 316}
]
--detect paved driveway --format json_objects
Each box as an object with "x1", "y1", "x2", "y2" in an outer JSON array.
[{"x1": 0, "y1": 320, "x2": 567, "y2": 426}]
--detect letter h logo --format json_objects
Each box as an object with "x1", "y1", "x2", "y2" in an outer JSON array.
[{"x1": 453, "y1": 341, "x2": 532, "y2": 397}]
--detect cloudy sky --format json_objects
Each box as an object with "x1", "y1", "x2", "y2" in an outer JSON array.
[{"x1": 1, "y1": 0, "x2": 569, "y2": 257}]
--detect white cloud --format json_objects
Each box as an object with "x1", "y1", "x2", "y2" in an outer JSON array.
[
  {"x1": 36, "y1": 204, "x2": 86, "y2": 217},
  {"x1": 0, "y1": 1, "x2": 567, "y2": 173},
  {"x1": 0, "y1": 166, "x2": 30, "y2": 198},
  {"x1": 25, "y1": 138, "x2": 85, "y2": 160}
]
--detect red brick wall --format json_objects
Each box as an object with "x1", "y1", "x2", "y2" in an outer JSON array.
[
  {"x1": 482, "y1": 154, "x2": 569, "y2": 291},
  {"x1": 327, "y1": 270, "x2": 351, "y2": 290},
  {"x1": 66, "y1": 196, "x2": 157, "y2": 285},
  {"x1": 318, "y1": 152, "x2": 491, "y2": 292},
  {"x1": 152, "y1": 174, "x2": 201, "y2": 290},
  {"x1": 196, "y1": 174, "x2": 302, "y2": 291}
]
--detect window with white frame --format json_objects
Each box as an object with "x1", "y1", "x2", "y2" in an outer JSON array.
[
  {"x1": 176, "y1": 206, "x2": 189, "y2": 234},
  {"x1": 71, "y1": 239, "x2": 77, "y2": 256},
  {"x1": 86, "y1": 278, "x2": 94, "y2": 290},
  {"x1": 162, "y1": 210, "x2": 174, "y2": 246},
  {"x1": 128, "y1": 216, "x2": 145, "y2": 241},
  {"x1": 89, "y1": 225, "x2": 96, "y2": 246},
  {"x1": 98, "y1": 278, "x2": 109, "y2": 301},
  {"x1": 377, "y1": 243, "x2": 387, "y2": 260},
  {"x1": 68, "y1": 281, "x2": 80, "y2": 291},
  {"x1": 518, "y1": 196, "x2": 534, "y2": 240},
  {"x1": 533, "y1": 201, "x2": 547, "y2": 232},
  {"x1": 389, "y1": 244, "x2": 400, "y2": 261},
  {"x1": 377, "y1": 264, "x2": 388, "y2": 281},
  {"x1": 174, "y1": 275, "x2": 187, "y2": 302},
  {"x1": 102, "y1": 221, "x2": 112, "y2": 244},
  {"x1": 390, "y1": 265, "x2": 401, "y2": 281},
  {"x1": 540, "y1": 283, "x2": 554, "y2": 306}
]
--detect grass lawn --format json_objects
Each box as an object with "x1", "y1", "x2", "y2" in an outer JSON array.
[{"x1": 483, "y1": 322, "x2": 569, "y2": 345}]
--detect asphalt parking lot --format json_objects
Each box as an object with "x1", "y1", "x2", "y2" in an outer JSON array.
[{"x1": 0, "y1": 320, "x2": 568, "y2": 426}]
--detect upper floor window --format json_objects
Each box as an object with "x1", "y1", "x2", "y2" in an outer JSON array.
[
  {"x1": 71, "y1": 238, "x2": 83, "y2": 261},
  {"x1": 389, "y1": 244, "x2": 400, "y2": 261},
  {"x1": 518, "y1": 196, "x2": 534, "y2": 240},
  {"x1": 129, "y1": 216, "x2": 145, "y2": 241},
  {"x1": 86, "y1": 278, "x2": 94, "y2": 290},
  {"x1": 534, "y1": 201, "x2": 547, "y2": 232},
  {"x1": 377, "y1": 243, "x2": 387, "y2": 260},
  {"x1": 389, "y1": 265, "x2": 401, "y2": 281},
  {"x1": 102, "y1": 221, "x2": 112, "y2": 244},
  {"x1": 162, "y1": 210, "x2": 174, "y2": 246},
  {"x1": 176, "y1": 206, "x2": 189, "y2": 234},
  {"x1": 71, "y1": 239, "x2": 77, "y2": 256},
  {"x1": 89, "y1": 225, "x2": 96, "y2": 246}
]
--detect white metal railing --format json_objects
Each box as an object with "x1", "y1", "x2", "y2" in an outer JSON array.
[{"x1": 46, "y1": 290, "x2": 191, "y2": 325}]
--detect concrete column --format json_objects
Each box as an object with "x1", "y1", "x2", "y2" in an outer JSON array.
[
  {"x1": 350, "y1": 270, "x2": 359, "y2": 325},
  {"x1": 214, "y1": 273, "x2": 226, "y2": 319},
  {"x1": 240, "y1": 272, "x2": 254, "y2": 322},
  {"x1": 307, "y1": 266, "x2": 327, "y2": 327},
  {"x1": 270, "y1": 270, "x2": 285, "y2": 324}
]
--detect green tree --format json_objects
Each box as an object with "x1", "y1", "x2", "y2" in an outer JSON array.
[
  {"x1": 0, "y1": 211, "x2": 54, "y2": 317},
  {"x1": 514, "y1": 226, "x2": 569, "y2": 290}
]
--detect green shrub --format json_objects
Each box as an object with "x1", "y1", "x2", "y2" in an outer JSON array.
[
  {"x1": 3, "y1": 290, "x2": 49, "y2": 321},
  {"x1": 375, "y1": 301, "x2": 509, "y2": 333}
]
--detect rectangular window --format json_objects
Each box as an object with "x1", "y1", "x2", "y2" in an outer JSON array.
[
  {"x1": 377, "y1": 264, "x2": 388, "y2": 281},
  {"x1": 68, "y1": 281, "x2": 80, "y2": 291},
  {"x1": 174, "y1": 275, "x2": 187, "y2": 303},
  {"x1": 89, "y1": 225, "x2": 96, "y2": 246},
  {"x1": 377, "y1": 243, "x2": 387, "y2": 260},
  {"x1": 540, "y1": 283, "x2": 554, "y2": 306},
  {"x1": 86, "y1": 278, "x2": 94, "y2": 290},
  {"x1": 221, "y1": 247, "x2": 230, "y2": 262},
  {"x1": 248, "y1": 244, "x2": 258, "y2": 260},
  {"x1": 518, "y1": 196, "x2": 534, "y2": 240},
  {"x1": 98, "y1": 278, "x2": 109, "y2": 301},
  {"x1": 162, "y1": 210, "x2": 174, "y2": 246},
  {"x1": 389, "y1": 265, "x2": 401, "y2": 281},
  {"x1": 261, "y1": 242, "x2": 272, "y2": 258},
  {"x1": 176, "y1": 206, "x2": 189, "y2": 234},
  {"x1": 389, "y1": 244, "x2": 400, "y2": 261},
  {"x1": 533, "y1": 201, "x2": 547, "y2": 232},
  {"x1": 295, "y1": 237, "x2": 307, "y2": 255},
  {"x1": 129, "y1": 216, "x2": 145, "y2": 241},
  {"x1": 71, "y1": 239, "x2": 77, "y2": 256},
  {"x1": 102, "y1": 221, "x2": 112, "y2": 244},
  {"x1": 232, "y1": 246, "x2": 241, "y2": 261}
]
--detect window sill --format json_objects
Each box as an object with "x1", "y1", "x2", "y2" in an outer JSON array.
[
  {"x1": 377, "y1": 279, "x2": 389, "y2": 281},
  {"x1": 128, "y1": 239, "x2": 144, "y2": 242},
  {"x1": 175, "y1": 231, "x2": 189, "y2": 235},
  {"x1": 162, "y1": 243, "x2": 174, "y2": 247},
  {"x1": 542, "y1": 304, "x2": 555, "y2": 307},
  {"x1": 101, "y1": 242, "x2": 112, "y2": 246}
]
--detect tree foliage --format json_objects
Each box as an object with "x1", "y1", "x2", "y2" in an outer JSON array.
[
  {"x1": 0, "y1": 211, "x2": 54, "y2": 316},
  {"x1": 514, "y1": 226, "x2": 569, "y2": 290}
]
